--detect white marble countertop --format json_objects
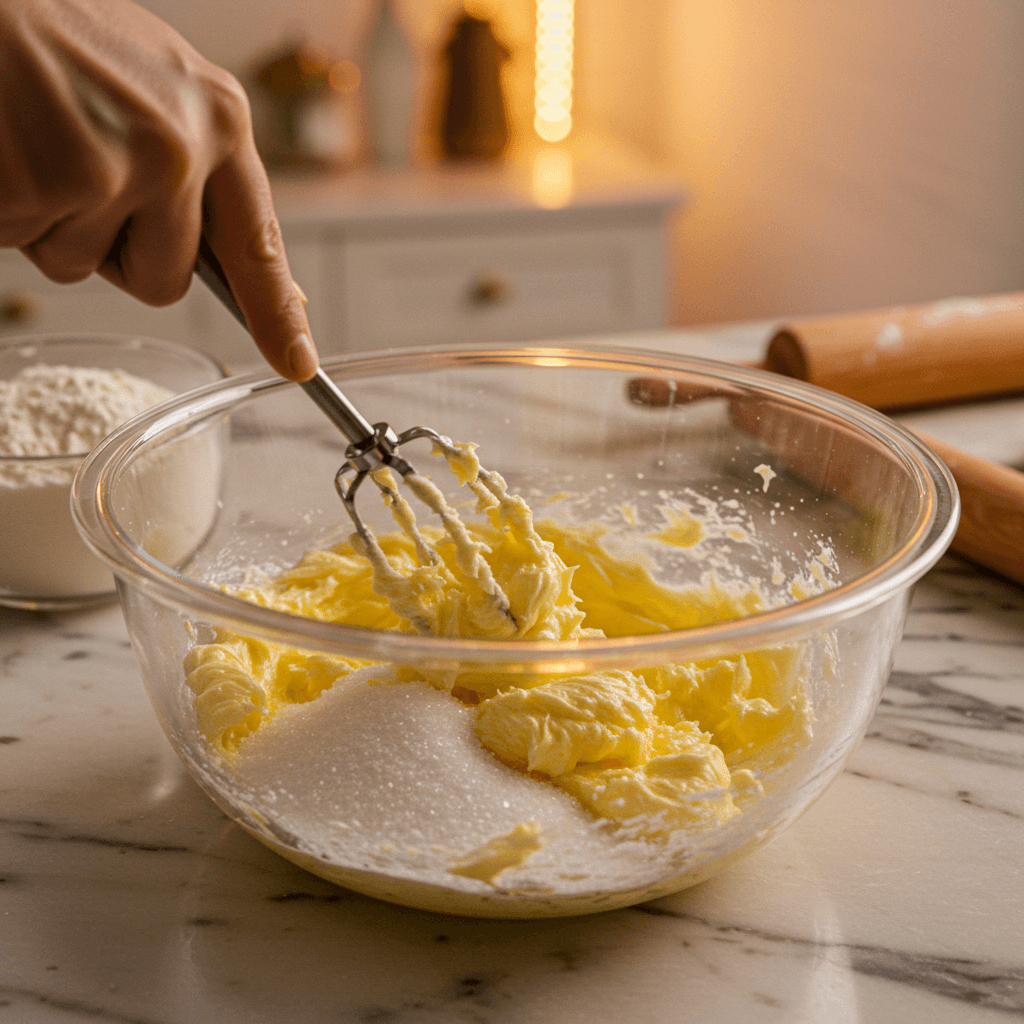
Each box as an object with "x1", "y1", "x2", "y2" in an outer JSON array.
[{"x1": 3, "y1": 326, "x2": 1023, "y2": 1023}]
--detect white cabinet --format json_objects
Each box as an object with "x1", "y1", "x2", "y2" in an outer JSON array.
[
  {"x1": 275, "y1": 158, "x2": 684, "y2": 366},
  {"x1": 1, "y1": 154, "x2": 684, "y2": 375},
  {"x1": 334, "y1": 220, "x2": 667, "y2": 349},
  {"x1": 0, "y1": 249, "x2": 264, "y2": 375},
  {"x1": 0, "y1": 249, "x2": 201, "y2": 346}
]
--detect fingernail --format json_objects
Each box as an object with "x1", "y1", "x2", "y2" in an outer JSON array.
[
  {"x1": 286, "y1": 333, "x2": 319, "y2": 381},
  {"x1": 292, "y1": 280, "x2": 308, "y2": 305}
]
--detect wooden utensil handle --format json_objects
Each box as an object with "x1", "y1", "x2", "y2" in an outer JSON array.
[
  {"x1": 761, "y1": 296, "x2": 1024, "y2": 582},
  {"x1": 626, "y1": 364, "x2": 762, "y2": 408},
  {"x1": 724, "y1": 396, "x2": 1024, "y2": 585}
]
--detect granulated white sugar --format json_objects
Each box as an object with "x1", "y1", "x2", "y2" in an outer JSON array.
[{"x1": 229, "y1": 669, "x2": 666, "y2": 894}]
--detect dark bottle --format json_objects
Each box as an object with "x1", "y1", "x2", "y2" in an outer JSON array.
[{"x1": 438, "y1": 14, "x2": 510, "y2": 161}]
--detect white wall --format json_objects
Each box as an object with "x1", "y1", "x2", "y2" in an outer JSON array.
[
  {"x1": 581, "y1": 0, "x2": 1024, "y2": 324},
  {"x1": 142, "y1": 0, "x2": 375, "y2": 74}
]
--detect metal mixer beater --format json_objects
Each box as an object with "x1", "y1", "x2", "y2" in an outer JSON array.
[{"x1": 193, "y1": 244, "x2": 517, "y2": 629}]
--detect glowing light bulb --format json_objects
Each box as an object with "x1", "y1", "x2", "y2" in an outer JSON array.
[{"x1": 534, "y1": 0, "x2": 573, "y2": 142}]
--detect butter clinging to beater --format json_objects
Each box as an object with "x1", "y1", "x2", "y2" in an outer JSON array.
[{"x1": 185, "y1": 439, "x2": 813, "y2": 867}]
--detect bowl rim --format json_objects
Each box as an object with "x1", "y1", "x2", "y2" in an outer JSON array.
[
  {"x1": 0, "y1": 332, "x2": 228, "y2": 462},
  {"x1": 72, "y1": 344, "x2": 960, "y2": 669}
]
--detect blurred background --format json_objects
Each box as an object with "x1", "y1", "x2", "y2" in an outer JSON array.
[
  {"x1": 148, "y1": 0, "x2": 1024, "y2": 324},
  {"x1": 3, "y1": 0, "x2": 1023, "y2": 361}
]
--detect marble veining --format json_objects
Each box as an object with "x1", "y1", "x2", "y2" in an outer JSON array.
[
  {"x1": 633, "y1": 905, "x2": 1024, "y2": 1014},
  {"x1": 3, "y1": 326, "x2": 1024, "y2": 1023}
]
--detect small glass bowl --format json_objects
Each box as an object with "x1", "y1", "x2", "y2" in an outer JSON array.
[
  {"x1": 73, "y1": 346, "x2": 958, "y2": 917},
  {"x1": 0, "y1": 333, "x2": 225, "y2": 610}
]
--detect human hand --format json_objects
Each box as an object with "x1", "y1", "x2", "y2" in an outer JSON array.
[{"x1": 0, "y1": 0, "x2": 318, "y2": 380}]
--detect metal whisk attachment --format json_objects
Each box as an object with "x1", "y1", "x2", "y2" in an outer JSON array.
[
  {"x1": 327, "y1": 410, "x2": 517, "y2": 629},
  {"x1": 194, "y1": 245, "x2": 516, "y2": 630}
]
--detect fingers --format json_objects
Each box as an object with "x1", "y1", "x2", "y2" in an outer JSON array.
[
  {"x1": 1, "y1": 16, "x2": 131, "y2": 259},
  {"x1": 22, "y1": 190, "x2": 131, "y2": 284},
  {"x1": 99, "y1": 179, "x2": 202, "y2": 306},
  {"x1": 202, "y1": 148, "x2": 319, "y2": 382}
]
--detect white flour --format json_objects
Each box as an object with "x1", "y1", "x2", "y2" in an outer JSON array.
[
  {"x1": 0, "y1": 364, "x2": 174, "y2": 600},
  {"x1": 0, "y1": 364, "x2": 173, "y2": 465}
]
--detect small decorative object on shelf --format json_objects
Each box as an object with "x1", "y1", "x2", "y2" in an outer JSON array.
[
  {"x1": 251, "y1": 41, "x2": 362, "y2": 170},
  {"x1": 363, "y1": 0, "x2": 417, "y2": 168},
  {"x1": 437, "y1": 12, "x2": 510, "y2": 161},
  {"x1": 0, "y1": 289, "x2": 39, "y2": 328}
]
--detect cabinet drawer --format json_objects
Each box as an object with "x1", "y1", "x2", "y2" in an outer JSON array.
[
  {"x1": 335, "y1": 224, "x2": 665, "y2": 350},
  {"x1": 0, "y1": 250, "x2": 197, "y2": 344}
]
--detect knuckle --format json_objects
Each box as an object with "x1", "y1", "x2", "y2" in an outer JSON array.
[
  {"x1": 74, "y1": 151, "x2": 128, "y2": 209},
  {"x1": 246, "y1": 214, "x2": 284, "y2": 264},
  {"x1": 206, "y1": 68, "x2": 253, "y2": 142},
  {"x1": 133, "y1": 65, "x2": 254, "y2": 189},
  {"x1": 147, "y1": 123, "x2": 193, "y2": 190},
  {"x1": 94, "y1": 161, "x2": 126, "y2": 203},
  {"x1": 53, "y1": 129, "x2": 123, "y2": 197},
  {"x1": 130, "y1": 93, "x2": 198, "y2": 193},
  {"x1": 125, "y1": 267, "x2": 191, "y2": 307}
]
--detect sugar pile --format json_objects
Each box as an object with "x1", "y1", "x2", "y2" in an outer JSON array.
[
  {"x1": 0, "y1": 364, "x2": 173, "y2": 599},
  {"x1": 228, "y1": 668, "x2": 673, "y2": 895}
]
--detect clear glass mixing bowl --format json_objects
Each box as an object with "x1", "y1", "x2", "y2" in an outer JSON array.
[{"x1": 73, "y1": 346, "x2": 958, "y2": 917}]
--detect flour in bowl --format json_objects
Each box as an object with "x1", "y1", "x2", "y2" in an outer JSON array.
[
  {"x1": 0, "y1": 364, "x2": 174, "y2": 599},
  {"x1": 0, "y1": 364, "x2": 173, "y2": 463}
]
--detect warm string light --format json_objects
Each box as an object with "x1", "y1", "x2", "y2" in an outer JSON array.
[{"x1": 534, "y1": 0, "x2": 574, "y2": 142}]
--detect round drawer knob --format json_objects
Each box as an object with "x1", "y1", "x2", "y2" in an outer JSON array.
[
  {"x1": 0, "y1": 290, "x2": 40, "y2": 326},
  {"x1": 467, "y1": 275, "x2": 512, "y2": 307}
]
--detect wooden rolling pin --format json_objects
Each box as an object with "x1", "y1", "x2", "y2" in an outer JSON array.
[
  {"x1": 627, "y1": 293, "x2": 1024, "y2": 585},
  {"x1": 913, "y1": 433, "x2": 1024, "y2": 585},
  {"x1": 766, "y1": 292, "x2": 1024, "y2": 410}
]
